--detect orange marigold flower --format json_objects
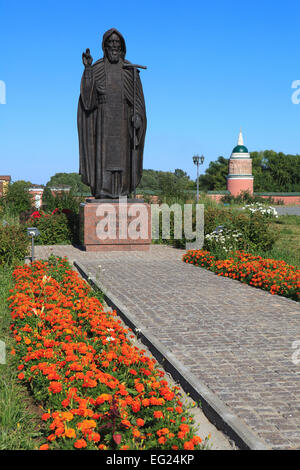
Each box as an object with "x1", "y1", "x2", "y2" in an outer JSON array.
[
  {"x1": 39, "y1": 444, "x2": 49, "y2": 450},
  {"x1": 135, "y1": 383, "x2": 144, "y2": 393},
  {"x1": 121, "y1": 419, "x2": 132, "y2": 428},
  {"x1": 65, "y1": 428, "x2": 76, "y2": 439},
  {"x1": 42, "y1": 413, "x2": 51, "y2": 421},
  {"x1": 55, "y1": 427, "x2": 65, "y2": 437},
  {"x1": 91, "y1": 432, "x2": 101, "y2": 443},
  {"x1": 132, "y1": 428, "x2": 141, "y2": 438},
  {"x1": 180, "y1": 423, "x2": 189, "y2": 431},
  {"x1": 153, "y1": 411, "x2": 164, "y2": 419},
  {"x1": 192, "y1": 435, "x2": 202, "y2": 445},
  {"x1": 18, "y1": 372, "x2": 25, "y2": 380},
  {"x1": 131, "y1": 401, "x2": 141, "y2": 413},
  {"x1": 48, "y1": 381, "x2": 62, "y2": 394},
  {"x1": 96, "y1": 393, "x2": 112, "y2": 405},
  {"x1": 136, "y1": 418, "x2": 144, "y2": 427},
  {"x1": 184, "y1": 440, "x2": 195, "y2": 450},
  {"x1": 74, "y1": 439, "x2": 87, "y2": 449},
  {"x1": 98, "y1": 444, "x2": 108, "y2": 450}
]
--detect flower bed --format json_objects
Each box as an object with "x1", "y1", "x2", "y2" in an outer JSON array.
[
  {"x1": 183, "y1": 250, "x2": 300, "y2": 301},
  {"x1": 8, "y1": 258, "x2": 207, "y2": 450}
]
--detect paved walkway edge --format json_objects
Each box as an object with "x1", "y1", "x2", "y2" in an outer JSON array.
[{"x1": 74, "y1": 260, "x2": 270, "y2": 451}]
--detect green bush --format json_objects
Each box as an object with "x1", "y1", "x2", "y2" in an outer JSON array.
[
  {"x1": 0, "y1": 225, "x2": 29, "y2": 266},
  {"x1": 221, "y1": 190, "x2": 279, "y2": 206},
  {"x1": 3, "y1": 181, "x2": 33, "y2": 215},
  {"x1": 42, "y1": 188, "x2": 83, "y2": 214},
  {"x1": 225, "y1": 211, "x2": 276, "y2": 252},
  {"x1": 25, "y1": 212, "x2": 75, "y2": 245},
  {"x1": 153, "y1": 203, "x2": 276, "y2": 254}
]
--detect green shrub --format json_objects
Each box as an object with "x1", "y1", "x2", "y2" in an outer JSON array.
[
  {"x1": 25, "y1": 213, "x2": 75, "y2": 245},
  {"x1": 204, "y1": 227, "x2": 244, "y2": 258},
  {"x1": 225, "y1": 211, "x2": 276, "y2": 252},
  {"x1": 3, "y1": 181, "x2": 33, "y2": 215},
  {"x1": 0, "y1": 225, "x2": 29, "y2": 266},
  {"x1": 153, "y1": 203, "x2": 276, "y2": 254},
  {"x1": 42, "y1": 188, "x2": 83, "y2": 214},
  {"x1": 221, "y1": 190, "x2": 279, "y2": 206}
]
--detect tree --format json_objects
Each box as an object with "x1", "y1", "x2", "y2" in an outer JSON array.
[
  {"x1": 45, "y1": 173, "x2": 90, "y2": 194},
  {"x1": 197, "y1": 151, "x2": 300, "y2": 192},
  {"x1": 251, "y1": 151, "x2": 300, "y2": 192},
  {"x1": 198, "y1": 156, "x2": 228, "y2": 191},
  {"x1": 137, "y1": 170, "x2": 161, "y2": 191}
]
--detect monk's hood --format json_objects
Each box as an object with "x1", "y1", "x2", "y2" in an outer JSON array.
[{"x1": 102, "y1": 28, "x2": 126, "y2": 58}]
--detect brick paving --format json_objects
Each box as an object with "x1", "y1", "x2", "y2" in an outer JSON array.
[{"x1": 36, "y1": 244, "x2": 300, "y2": 449}]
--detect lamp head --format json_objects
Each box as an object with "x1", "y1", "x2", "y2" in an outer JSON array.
[{"x1": 27, "y1": 227, "x2": 40, "y2": 238}]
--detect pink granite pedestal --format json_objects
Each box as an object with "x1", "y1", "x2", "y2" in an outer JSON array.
[{"x1": 79, "y1": 200, "x2": 151, "y2": 251}]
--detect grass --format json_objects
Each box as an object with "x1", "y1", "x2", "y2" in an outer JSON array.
[
  {"x1": 268, "y1": 215, "x2": 300, "y2": 267},
  {"x1": 0, "y1": 265, "x2": 44, "y2": 449}
]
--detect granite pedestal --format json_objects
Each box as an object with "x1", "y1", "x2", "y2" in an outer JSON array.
[{"x1": 79, "y1": 200, "x2": 151, "y2": 251}]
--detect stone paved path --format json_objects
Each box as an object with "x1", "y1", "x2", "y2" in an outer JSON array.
[{"x1": 36, "y1": 244, "x2": 300, "y2": 449}]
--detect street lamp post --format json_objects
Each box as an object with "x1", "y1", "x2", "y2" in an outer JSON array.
[
  {"x1": 193, "y1": 154, "x2": 205, "y2": 202},
  {"x1": 26, "y1": 227, "x2": 40, "y2": 263}
]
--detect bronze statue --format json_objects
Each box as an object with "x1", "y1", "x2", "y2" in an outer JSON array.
[{"x1": 77, "y1": 28, "x2": 147, "y2": 199}]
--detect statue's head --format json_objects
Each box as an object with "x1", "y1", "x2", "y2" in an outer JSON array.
[{"x1": 102, "y1": 29, "x2": 126, "y2": 63}]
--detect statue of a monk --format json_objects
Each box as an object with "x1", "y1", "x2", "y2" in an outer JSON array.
[{"x1": 77, "y1": 28, "x2": 147, "y2": 199}]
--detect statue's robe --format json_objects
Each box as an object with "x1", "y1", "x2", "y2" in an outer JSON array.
[{"x1": 77, "y1": 57, "x2": 146, "y2": 198}]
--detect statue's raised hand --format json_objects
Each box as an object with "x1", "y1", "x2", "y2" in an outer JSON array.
[{"x1": 82, "y1": 48, "x2": 93, "y2": 68}]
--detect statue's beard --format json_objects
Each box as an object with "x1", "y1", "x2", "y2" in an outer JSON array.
[{"x1": 106, "y1": 49, "x2": 121, "y2": 63}]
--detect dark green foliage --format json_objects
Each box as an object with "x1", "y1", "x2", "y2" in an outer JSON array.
[
  {"x1": 25, "y1": 213, "x2": 77, "y2": 246},
  {"x1": 0, "y1": 225, "x2": 29, "y2": 266},
  {"x1": 198, "y1": 151, "x2": 300, "y2": 193},
  {"x1": 198, "y1": 156, "x2": 228, "y2": 191},
  {"x1": 138, "y1": 169, "x2": 195, "y2": 194},
  {"x1": 221, "y1": 190, "x2": 279, "y2": 205},
  {"x1": 138, "y1": 169, "x2": 195, "y2": 203},
  {"x1": 155, "y1": 205, "x2": 276, "y2": 253},
  {"x1": 42, "y1": 187, "x2": 83, "y2": 214},
  {"x1": 251, "y1": 151, "x2": 300, "y2": 192},
  {"x1": 45, "y1": 172, "x2": 90, "y2": 194}
]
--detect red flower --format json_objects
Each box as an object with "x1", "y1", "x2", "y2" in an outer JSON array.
[
  {"x1": 48, "y1": 381, "x2": 62, "y2": 394},
  {"x1": 31, "y1": 211, "x2": 41, "y2": 219}
]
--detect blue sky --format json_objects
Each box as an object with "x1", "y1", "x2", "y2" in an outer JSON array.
[{"x1": 1, "y1": 0, "x2": 300, "y2": 185}]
